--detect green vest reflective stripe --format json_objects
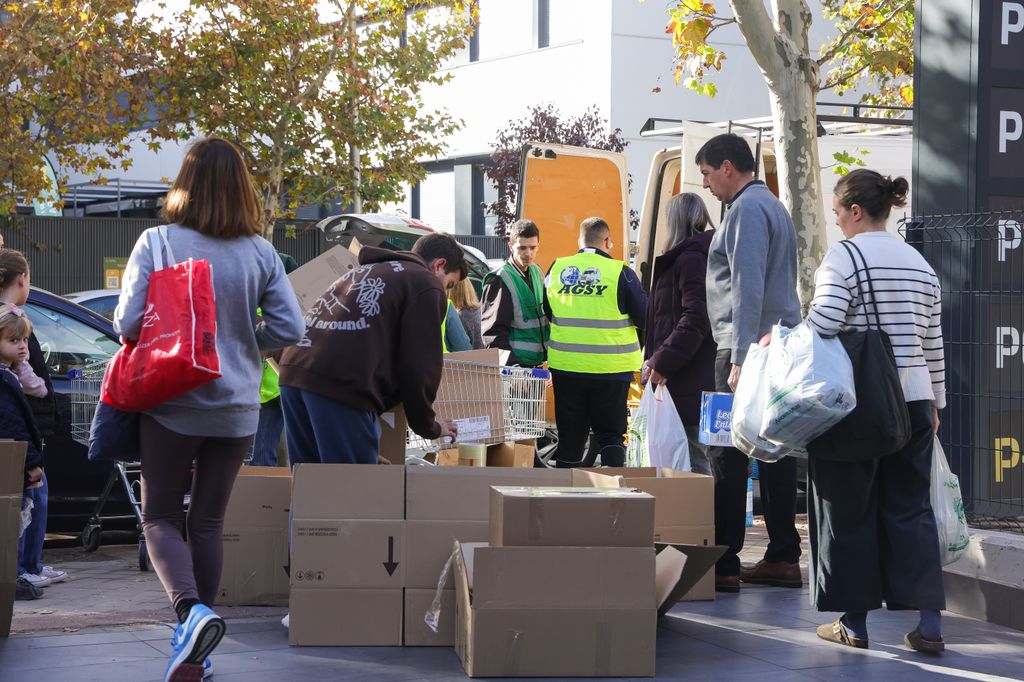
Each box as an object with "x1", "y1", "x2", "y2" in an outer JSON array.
[
  {"x1": 546, "y1": 252, "x2": 642, "y2": 374},
  {"x1": 441, "y1": 301, "x2": 451, "y2": 353},
  {"x1": 485, "y1": 261, "x2": 550, "y2": 366}
]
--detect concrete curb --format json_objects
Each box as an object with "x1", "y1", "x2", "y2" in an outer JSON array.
[{"x1": 943, "y1": 528, "x2": 1024, "y2": 631}]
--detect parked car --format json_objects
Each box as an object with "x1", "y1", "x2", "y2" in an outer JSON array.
[
  {"x1": 316, "y1": 213, "x2": 493, "y2": 293},
  {"x1": 64, "y1": 289, "x2": 120, "y2": 320},
  {"x1": 22, "y1": 288, "x2": 135, "y2": 535}
]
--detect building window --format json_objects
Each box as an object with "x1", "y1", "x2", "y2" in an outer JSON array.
[
  {"x1": 476, "y1": 0, "x2": 534, "y2": 61},
  {"x1": 417, "y1": 170, "x2": 455, "y2": 233}
]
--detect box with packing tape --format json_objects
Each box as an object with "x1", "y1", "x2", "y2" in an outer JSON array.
[
  {"x1": 489, "y1": 487, "x2": 655, "y2": 548},
  {"x1": 289, "y1": 463, "x2": 405, "y2": 646},
  {"x1": 451, "y1": 540, "x2": 725, "y2": 677},
  {"x1": 218, "y1": 466, "x2": 291, "y2": 606},
  {"x1": 0, "y1": 441, "x2": 27, "y2": 637}
]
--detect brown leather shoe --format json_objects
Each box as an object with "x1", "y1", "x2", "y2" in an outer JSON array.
[
  {"x1": 715, "y1": 575, "x2": 740, "y2": 593},
  {"x1": 904, "y1": 627, "x2": 944, "y2": 654},
  {"x1": 739, "y1": 560, "x2": 802, "y2": 588}
]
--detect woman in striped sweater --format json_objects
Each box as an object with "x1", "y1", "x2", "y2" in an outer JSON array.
[{"x1": 806, "y1": 170, "x2": 947, "y2": 654}]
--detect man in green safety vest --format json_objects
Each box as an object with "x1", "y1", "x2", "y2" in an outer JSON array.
[
  {"x1": 545, "y1": 217, "x2": 648, "y2": 468},
  {"x1": 481, "y1": 219, "x2": 549, "y2": 366}
]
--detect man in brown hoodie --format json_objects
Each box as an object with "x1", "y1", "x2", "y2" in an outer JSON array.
[{"x1": 279, "y1": 233, "x2": 464, "y2": 464}]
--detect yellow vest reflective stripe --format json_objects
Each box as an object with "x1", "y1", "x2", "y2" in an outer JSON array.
[
  {"x1": 441, "y1": 301, "x2": 450, "y2": 353},
  {"x1": 546, "y1": 252, "x2": 642, "y2": 373}
]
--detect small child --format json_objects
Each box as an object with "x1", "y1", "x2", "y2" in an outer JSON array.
[{"x1": 0, "y1": 304, "x2": 63, "y2": 597}]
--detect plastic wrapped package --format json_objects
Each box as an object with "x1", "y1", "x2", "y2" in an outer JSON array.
[
  {"x1": 759, "y1": 323, "x2": 856, "y2": 449},
  {"x1": 931, "y1": 437, "x2": 970, "y2": 566}
]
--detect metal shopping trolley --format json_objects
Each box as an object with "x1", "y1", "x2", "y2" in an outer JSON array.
[
  {"x1": 406, "y1": 358, "x2": 550, "y2": 462},
  {"x1": 68, "y1": 361, "x2": 172, "y2": 571}
]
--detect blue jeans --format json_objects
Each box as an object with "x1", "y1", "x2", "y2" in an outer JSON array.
[
  {"x1": 280, "y1": 386, "x2": 380, "y2": 465},
  {"x1": 19, "y1": 471, "x2": 47, "y2": 576},
  {"x1": 250, "y1": 397, "x2": 285, "y2": 466}
]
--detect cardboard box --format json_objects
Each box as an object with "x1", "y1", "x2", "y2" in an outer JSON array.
[
  {"x1": 486, "y1": 440, "x2": 535, "y2": 468},
  {"x1": 489, "y1": 487, "x2": 655, "y2": 548},
  {"x1": 405, "y1": 467, "x2": 617, "y2": 521},
  {"x1": 404, "y1": 588, "x2": 455, "y2": 646},
  {"x1": 590, "y1": 468, "x2": 714, "y2": 528},
  {"x1": 290, "y1": 463, "x2": 404, "y2": 520},
  {"x1": 288, "y1": 244, "x2": 360, "y2": 313},
  {"x1": 288, "y1": 588, "x2": 402, "y2": 646},
  {"x1": 291, "y1": 519, "x2": 405, "y2": 588},
  {"x1": 379, "y1": 406, "x2": 408, "y2": 464},
  {"x1": 218, "y1": 467, "x2": 291, "y2": 606},
  {"x1": 454, "y1": 542, "x2": 657, "y2": 677},
  {"x1": 405, "y1": 520, "x2": 488, "y2": 588},
  {"x1": 654, "y1": 525, "x2": 716, "y2": 601},
  {"x1": 699, "y1": 392, "x2": 734, "y2": 446},
  {"x1": 0, "y1": 441, "x2": 26, "y2": 638}
]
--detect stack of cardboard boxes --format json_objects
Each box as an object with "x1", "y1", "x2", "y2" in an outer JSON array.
[
  {"x1": 0, "y1": 441, "x2": 27, "y2": 637},
  {"x1": 286, "y1": 464, "x2": 621, "y2": 646}
]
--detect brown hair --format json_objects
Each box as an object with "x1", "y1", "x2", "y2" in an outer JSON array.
[
  {"x1": 412, "y1": 232, "x2": 468, "y2": 278},
  {"x1": 162, "y1": 137, "x2": 263, "y2": 238},
  {"x1": 508, "y1": 219, "x2": 540, "y2": 242},
  {"x1": 580, "y1": 216, "x2": 610, "y2": 246},
  {"x1": 0, "y1": 249, "x2": 29, "y2": 290},
  {"x1": 834, "y1": 169, "x2": 909, "y2": 221},
  {"x1": 0, "y1": 304, "x2": 33, "y2": 340},
  {"x1": 449, "y1": 278, "x2": 480, "y2": 311}
]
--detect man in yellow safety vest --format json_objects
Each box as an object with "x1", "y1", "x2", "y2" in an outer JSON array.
[{"x1": 545, "y1": 217, "x2": 647, "y2": 468}]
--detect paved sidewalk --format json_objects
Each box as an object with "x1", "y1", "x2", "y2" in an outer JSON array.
[{"x1": 3, "y1": 522, "x2": 1023, "y2": 680}]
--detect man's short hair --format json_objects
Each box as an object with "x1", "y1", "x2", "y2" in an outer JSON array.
[
  {"x1": 508, "y1": 219, "x2": 540, "y2": 242},
  {"x1": 579, "y1": 216, "x2": 610, "y2": 246},
  {"x1": 694, "y1": 133, "x2": 756, "y2": 174},
  {"x1": 412, "y1": 232, "x2": 468, "y2": 279}
]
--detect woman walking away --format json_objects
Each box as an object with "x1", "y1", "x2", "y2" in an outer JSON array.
[
  {"x1": 114, "y1": 137, "x2": 304, "y2": 681},
  {"x1": 451, "y1": 278, "x2": 484, "y2": 350},
  {"x1": 640, "y1": 193, "x2": 717, "y2": 475},
  {"x1": 0, "y1": 249, "x2": 66, "y2": 594},
  {"x1": 806, "y1": 169, "x2": 946, "y2": 654}
]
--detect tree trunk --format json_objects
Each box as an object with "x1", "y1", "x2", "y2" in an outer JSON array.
[
  {"x1": 730, "y1": 0, "x2": 828, "y2": 306},
  {"x1": 263, "y1": 156, "x2": 283, "y2": 241}
]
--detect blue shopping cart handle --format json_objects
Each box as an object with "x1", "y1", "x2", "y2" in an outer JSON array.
[
  {"x1": 501, "y1": 367, "x2": 551, "y2": 380},
  {"x1": 68, "y1": 368, "x2": 82, "y2": 380}
]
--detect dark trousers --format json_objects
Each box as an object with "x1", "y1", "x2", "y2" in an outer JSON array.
[
  {"x1": 711, "y1": 349, "x2": 801, "y2": 576},
  {"x1": 139, "y1": 416, "x2": 252, "y2": 609},
  {"x1": 809, "y1": 400, "x2": 945, "y2": 613},
  {"x1": 281, "y1": 386, "x2": 380, "y2": 465},
  {"x1": 552, "y1": 373, "x2": 630, "y2": 467}
]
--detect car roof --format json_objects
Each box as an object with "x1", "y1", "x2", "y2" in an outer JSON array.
[
  {"x1": 65, "y1": 289, "x2": 119, "y2": 300},
  {"x1": 27, "y1": 287, "x2": 117, "y2": 336}
]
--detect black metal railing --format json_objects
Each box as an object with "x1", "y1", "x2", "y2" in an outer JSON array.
[{"x1": 903, "y1": 211, "x2": 1024, "y2": 523}]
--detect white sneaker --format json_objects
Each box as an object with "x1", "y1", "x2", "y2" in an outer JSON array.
[
  {"x1": 40, "y1": 566, "x2": 67, "y2": 583},
  {"x1": 20, "y1": 573, "x2": 51, "y2": 588},
  {"x1": 281, "y1": 613, "x2": 289, "y2": 629}
]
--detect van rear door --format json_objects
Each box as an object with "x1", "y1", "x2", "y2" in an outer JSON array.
[{"x1": 516, "y1": 143, "x2": 629, "y2": 275}]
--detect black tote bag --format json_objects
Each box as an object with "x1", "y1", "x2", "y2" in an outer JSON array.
[{"x1": 806, "y1": 240, "x2": 911, "y2": 462}]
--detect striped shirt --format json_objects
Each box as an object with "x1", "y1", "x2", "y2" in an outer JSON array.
[{"x1": 806, "y1": 231, "x2": 946, "y2": 409}]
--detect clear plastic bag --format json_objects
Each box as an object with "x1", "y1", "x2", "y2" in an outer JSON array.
[
  {"x1": 19, "y1": 498, "x2": 34, "y2": 537},
  {"x1": 931, "y1": 436, "x2": 970, "y2": 566},
  {"x1": 627, "y1": 384, "x2": 691, "y2": 471},
  {"x1": 759, "y1": 323, "x2": 856, "y2": 449},
  {"x1": 731, "y1": 344, "x2": 789, "y2": 462}
]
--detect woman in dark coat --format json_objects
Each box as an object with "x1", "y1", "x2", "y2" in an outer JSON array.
[{"x1": 641, "y1": 193, "x2": 716, "y2": 474}]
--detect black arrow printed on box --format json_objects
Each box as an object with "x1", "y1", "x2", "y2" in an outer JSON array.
[{"x1": 383, "y1": 535, "x2": 399, "y2": 576}]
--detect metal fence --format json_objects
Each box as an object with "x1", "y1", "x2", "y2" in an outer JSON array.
[
  {"x1": 0, "y1": 216, "x2": 324, "y2": 295},
  {"x1": 454, "y1": 234, "x2": 506, "y2": 260},
  {"x1": 903, "y1": 211, "x2": 1024, "y2": 523}
]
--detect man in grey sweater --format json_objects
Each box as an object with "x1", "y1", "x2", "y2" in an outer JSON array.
[{"x1": 699, "y1": 133, "x2": 803, "y2": 593}]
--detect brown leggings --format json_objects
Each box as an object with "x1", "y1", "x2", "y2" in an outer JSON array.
[{"x1": 139, "y1": 415, "x2": 252, "y2": 610}]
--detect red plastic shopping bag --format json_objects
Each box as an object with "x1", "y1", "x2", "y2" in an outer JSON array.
[{"x1": 102, "y1": 227, "x2": 220, "y2": 412}]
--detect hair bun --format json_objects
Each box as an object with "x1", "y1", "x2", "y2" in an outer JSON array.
[{"x1": 886, "y1": 175, "x2": 909, "y2": 208}]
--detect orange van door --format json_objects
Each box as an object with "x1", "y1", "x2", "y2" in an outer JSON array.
[{"x1": 516, "y1": 143, "x2": 629, "y2": 275}]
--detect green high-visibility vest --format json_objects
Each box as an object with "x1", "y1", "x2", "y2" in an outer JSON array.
[
  {"x1": 441, "y1": 300, "x2": 451, "y2": 353},
  {"x1": 259, "y1": 359, "x2": 279, "y2": 403},
  {"x1": 483, "y1": 261, "x2": 549, "y2": 366},
  {"x1": 546, "y1": 252, "x2": 642, "y2": 374}
]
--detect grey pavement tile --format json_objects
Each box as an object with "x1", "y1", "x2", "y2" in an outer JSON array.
[
  {"x1": 0, "y1": 629, "x2": 141, "y2": 651},
  {"x1": 656, "y1": 650, "x2": 791, "y2": 678},
  {"x1": 1, "y1": 657, "x2": 166, "y2": 682},
  {"x1": 798, "y1": 655, "x2": 1024, "y2": 682},
  {"x1": 0, "y1": 640, "x2": 164, "y2": 673},
  {"x1": 747, "y1": 642, "x2": 892, "y2": 670}
]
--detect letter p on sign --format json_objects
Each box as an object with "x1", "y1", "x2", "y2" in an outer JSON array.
[
  {"x1": 999, "y1": 111, "x2": 1022, "y2": 154},
  {"x1": 999, "y1": 219, "x2": 1022, "y2": 261},
  {"x1": 1004, "y1": 2, "x2": 1024, "y2": 45}
]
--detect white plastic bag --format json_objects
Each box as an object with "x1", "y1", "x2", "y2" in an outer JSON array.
[
  {"x1": 931, "y1": 436, "x2": 970, "y2": 566},
  {"x1": 626, "y1": 384, "x2": 690, "y2": 471},
  {"x1": 759, "y1": 323, "x2": 856, "y2": 449},
  {"x1": 731, "y1": 344, "x2": 788, "y2": 462},
  {"x1": 19, "y1": 498, "x2": 33, "y2": 537}
]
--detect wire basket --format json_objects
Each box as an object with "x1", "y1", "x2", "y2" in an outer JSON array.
[
  {"x1": 68, "y1": 360, "x2": 108, "y2": 446},
  {"x1": 407, "y1": 359, "x2": 550, "y2": 451}
]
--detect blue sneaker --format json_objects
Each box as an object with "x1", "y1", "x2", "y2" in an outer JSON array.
[
  {"x1": 164, "y1": 604, "x2": 226, "y2": 682},
  {"x1": 203, "y1": 658, "x2": 212, "y2": 679}
]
